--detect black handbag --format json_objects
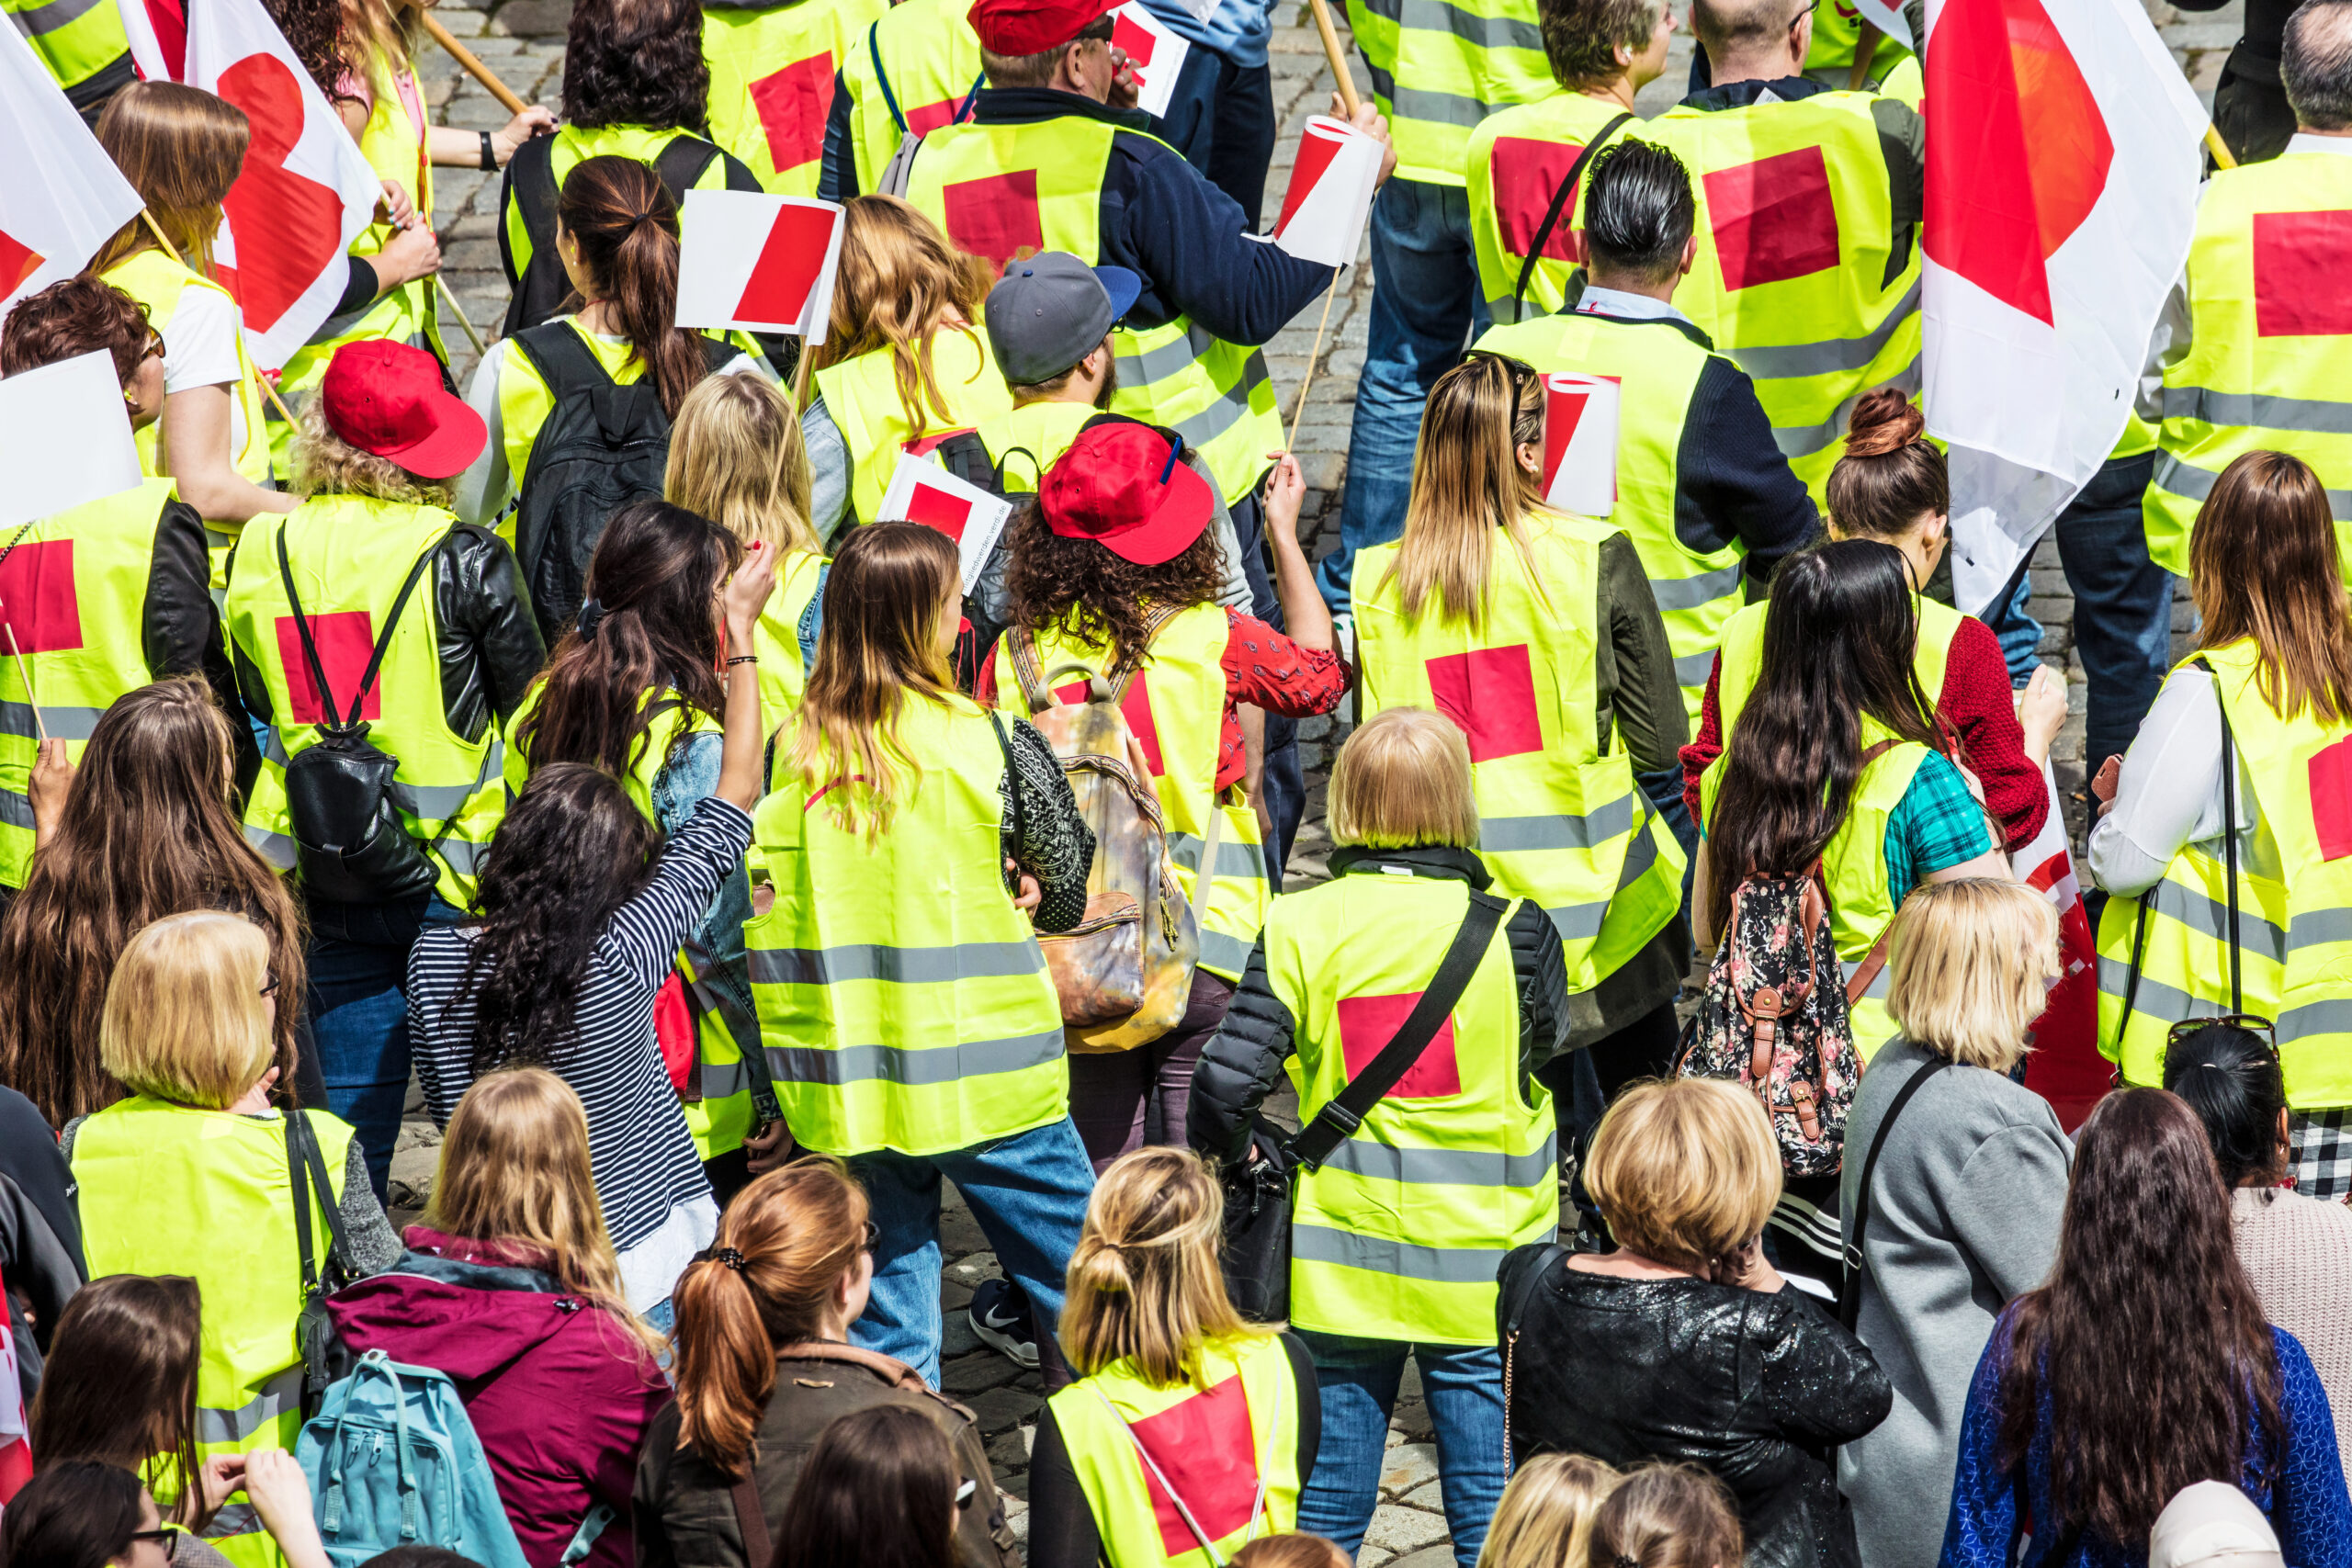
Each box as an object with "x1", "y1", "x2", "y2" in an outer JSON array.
[
  {"x1": 287, "y1": 1110, "x2": 359, "y2": 1415},
  {"x1": 1218, "y1": 889, "x2": 1511, "y2": 1322}
]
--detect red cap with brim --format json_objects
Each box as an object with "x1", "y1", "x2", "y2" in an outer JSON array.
[
  {"x1": 1039, "y1": 422, "x2": 1215, "y2": 567},
  {"x1": 319, "y1": 338, "x2": 488, "y2": 479},
  {"x1": 967, "y1": 0, "x2": 1119, "y2": 54}
]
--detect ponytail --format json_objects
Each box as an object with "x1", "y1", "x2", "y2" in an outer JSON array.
[
  {"x1": 555, "y1": 154, "x2": 711, "y2": 418},
  {"x1": 1588, "y1": 1462, "x2": 1745, "y2": 1568}
]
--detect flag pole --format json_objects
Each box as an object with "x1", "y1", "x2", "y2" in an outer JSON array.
[
  {"x1": 3, "y1": 625, "x2": 46, "y2": 744},
  {"x1": 419, "y1": 12, "x2": 529, "y2": 117},
  {"x1": 1285, "y1": 268, "x2": 1343, "y2": 452},
  {"x1": 1305, "y1": 0, "x2": 1361, "y2": 118},
  {"x1": 2205, "y1": 123, "x2": 2238, "y2": 169},
  {"x1": 139, "y1": 209, "x2": 303, "y2": 429},
  {"x1": 435, "y1": 275, "x2": 488, "y2": 357},
  {"x1": 1846, "y1": 21, "x2": 1881, "y2": 89},
  {"x1": 791, "y1": 341, "x2": 815, "y2": 411}
]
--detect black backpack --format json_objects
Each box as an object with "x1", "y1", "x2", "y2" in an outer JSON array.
[
  {"x1": 506, "y1": 323, "x2": 737, "y2": 645},
  {"x1": 500, "y1": 134, "x2": 733, "y2": 337}
]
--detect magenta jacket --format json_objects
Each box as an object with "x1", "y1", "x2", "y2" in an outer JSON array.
[{"x1": 324, "y1": 1227, "x2": 673, "y2": 1568}]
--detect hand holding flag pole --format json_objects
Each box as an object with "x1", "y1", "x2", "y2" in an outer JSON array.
[
  {"x1": 1304, "y1": 0, "x2": 1361, "y2": 117},
  {"x1": 418, "y1": 13, "x2": 528, "y2": 116},
  {"x1": 1, "y1": 622, "x2": 44, "y2": 745}
]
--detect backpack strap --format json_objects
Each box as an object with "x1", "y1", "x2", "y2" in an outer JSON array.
[
  {"x1": 653, "y1": 134, "x2": 724, "y2": 206},
  {"x1": 730, "y1": 1472, "x2": 773, "y2": 1568},
  {"x1": 1837, "y1": 737, "x2": 1906, "y2": 1008},
  {"x1": 512, "y1": 319, "x2": 620, "y2": 400},
  {"x1": 2193, "y1": 655, "x2": 2246, "y2": 1013},
  {"x1": 1837, "y1": 1058, "x2": 1948, "y2": 1331},
  {"x1": 1005, "y1": 626, "x2": 1055, "y2": 713},
  {"x1": 1509, "y1": 113, "x2": 1632, "y2": 326},
  {"x1": 287, "y1": 1109, "x2": 356, "y2": 1293},
  {"x1": 561, "y1": 1505, "x2": 616, "y2": 1567},
  {"x1": 502, "y1": 134, "x2": 563, "y2": 337},
  {"x1": 276, "y1": 522, "x2": 437, "y2": 736}
]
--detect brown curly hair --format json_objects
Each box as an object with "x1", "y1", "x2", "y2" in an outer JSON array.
[{"x1": 1000, "y1": 496, "x2": 1228, "y2": 666}]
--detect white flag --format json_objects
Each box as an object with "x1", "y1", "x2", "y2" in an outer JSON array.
[
  {"x1": 1111, "y1": 5, "x2": 1190, "y2": 120},
  {"x1": 876, "y1": 454, "x2": 1012, "y2": 595},
  {"x1": 1540, "y1": 372, "x2": 1620, "y2": 517},
  {"x1": 0, "y1": 24, "x2": 145, "y2": 317},
  {"x1": 675, "y1": 188, "x2": 845, "y2": 342},
  {"x1": 1270, "y1": 116, "x2": 1380, "y2": 268},
  {"x1": 0, "y1": 352, "x2": 144, "y2": 529}
]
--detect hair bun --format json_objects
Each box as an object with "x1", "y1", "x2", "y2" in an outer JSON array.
[{"x1": 1843, "y1": 387, "x2": 1928, "y2": 458}]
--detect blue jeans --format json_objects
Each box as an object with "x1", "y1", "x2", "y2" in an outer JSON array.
[
  {"x1": 1294, "y1": 1331, "x2": 1508, "y2": 1568},
  {"x1": 303, "y1": 891, "x2": 465, "y2": 1204},
  {"x1": 848, "y1": 1115, "x2": 1096, "y2": 1387},
  {"x1": 1146, "y1": 47, "x2": 1277, "y2": 230},
  {"x1": 1318, "y1": 178, "x2": 1487, "y2": 615}
]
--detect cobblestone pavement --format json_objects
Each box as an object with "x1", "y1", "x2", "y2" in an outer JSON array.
[{"x1": 388, "y1": 0, "x2": 2230, "y2": 1557}]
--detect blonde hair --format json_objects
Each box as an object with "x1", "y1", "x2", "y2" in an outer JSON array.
[
  {"x1": 1477, "y1": 1454, "x2": 1623, "y2": 1568},
  {"x1": 91, "y1": 83, "x2": 251, "y2": 276},
  {"x1": 1588, "y1": 1462, "x2": 1744, "y2": 1568},
  {"x1": 1379, "y1": 354, "x2": 1551, "y2": 630},
  {"x1": 665, "y1": 373, "x2": 820, "y2": 558},
  {"x1": 421, "y1": 1068, "x2": 662, "y2": 1355},
  {"x1": 97, "y1": 911, "x2": 273, "y2": 1109},
  {"x1": 289, "y1": 396, "x2": 455, "y2": 505},
  {"x1": 1060, "y1": 1147, "x2": 1261, "y2": 1386},
  {"x1": 1885, "y1": 879, "x2": 2063, "y2": 1073},
  {"x1": 1329, "y1": 707, "x2": 1479, "y2": 850},
  {"x1": 1584, "y1": 1079, "x2": 1781, "y2": 1272},
  {"x1": 809, "y1": 195, "x2": 994, "y2": 439}
]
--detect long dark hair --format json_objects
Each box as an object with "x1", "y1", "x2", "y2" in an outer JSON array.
[
  {"x1": 556, "y1": 156, "x2": 709, "y2": 418},
  {"x1": 1702, "y1": 540, "x2": 1944, "y2": 937},
  {"x1": 0, "y1": 678, "x2": 304, "y2": 1129},
  {"x1": 561, "y1": 0, "x2": 710, "y2": 130},
  {"x1": 2165, "y1": 1022, "x2": 2290, "y2": 1190},
  {"x1": 28, "y1": 1277, "x2": 206, "y2": 1528},
  {"x1": 515, "y1": 499, "x2": 741, "y2": 784},
  {"x1": 1996, "y1": 1089, "x2": 2286, "y2": 1546},
  {"x1": 453, "y1": 763, "x2": 662, "y2": 1074},
  {"x1": 775, "y1": 1404, "x2": 960, "y2": 1568},
  {"x1": 0, "y1": 1462, "x2": 147, "y2": 1568}
]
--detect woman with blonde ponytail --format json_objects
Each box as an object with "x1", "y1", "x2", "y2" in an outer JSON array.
[
  {"x1": 1028, "y1": 1148, "x2": 1320, "y2": 1568},
  {"x1": 633, "y1": 1159, "x2": 1017, "y2": 1568}
]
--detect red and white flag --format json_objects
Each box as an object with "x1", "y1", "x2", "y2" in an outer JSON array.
[
  {"x1": 1111, "y1": 5, "x2": 1189, "y2": 120},
  {"x1": 2010, "y1": 765, "x2": 2106, "y2": 1132},
  {"x1": 184, "y1": 0, "x2": 379, "y2": 371},
  {"x1": 0, "y1": 1264, "x2": 28, "y2": 1506},
  {"x1": 876, "y1": 454, "x2": 1012, "y2": 593},
  {"x1": 1924, "y1": 0, "x2": 2206, "y2": 612},
  {"x1": 115, "y1": 0, "x2": 187, "y2": 82},
  {"x1": 1540, "y1": 372, "x2": 1619, "y2": 517},
  {"x1": 675, "y1": 188, "x2": 845, "y2": 342},
  {"x1": 0, "y1": 24, "x2": 145, "y2": 316},
  {"x1": 0, "y1": 352, "x2": 145, "y2": 529},
  {"x1": 1271, "y1": 116, "x2": 1381, "y2": 268}
]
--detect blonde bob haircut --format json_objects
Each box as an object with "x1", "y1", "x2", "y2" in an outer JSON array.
[
  {"x1": 1584, "y1": 1078, "x2": 1780, "y2": 1271},
  {"x1": 1884, "y1": 879, "x2": 2063, "y2": 1073},
  {"x1": 1476, "y1": 1453, "x2": 1622, "y2": 1568},
  {"x1": 98, "y1": 910, "x2": 273, "y2": 1109},
  {"x1": 1060, "y1": 1146, "x2": 1262, "y2": 1386},
  {"x1": 664, "y1": 373, "x2": 820, "y2": 558},
  {"x1": 1329, "y1": 706, "x2": 1479, "y2": 851}
]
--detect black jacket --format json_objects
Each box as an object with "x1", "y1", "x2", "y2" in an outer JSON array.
[
  {"x1": 1188, "y1": 845, "x2": 1571, "y2": 1168},
  {"x1": 1498, "y1": 1251, "x2": 1893, "y2": 1568},
  {"x1": 0, "y1": 1086, "x2": 82, "y2": 1403},
  {"x1": 127, "y1": 491, "x2": 257, "y2": 785}
]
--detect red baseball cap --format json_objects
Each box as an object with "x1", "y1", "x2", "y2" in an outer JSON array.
[
  {"x1": 967, "y1": 0, "x2": 1118, "y2": 55},
  {"x1": 1039, "y1": 422, "x2": 1214, "y2": 566},
  {"x1": 320, "y1": 339, "x2": 487, "y2": 479}
]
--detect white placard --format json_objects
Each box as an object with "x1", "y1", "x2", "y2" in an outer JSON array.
[
  {"x1": 0, "y1": 351, "x2": 142, "y2": 530},
  {"x1": 876, "y1": 454, "x2": 1015, "y2": 595},
  {"x1": 1112, "y1": 4, "x2": 1192, "y2": 119},
  {"x1": 1540, "y1": 372, "x2": 1620, "y2": 518},
  {"x1": 675, "y1": 188, "x2": 846, "y2": 342},
  {"x1": 1269, "y1": 115, "x2": 1381, "y2": 267}
]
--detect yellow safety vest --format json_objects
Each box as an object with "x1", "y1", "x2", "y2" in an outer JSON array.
[
  {"x1": 1711, "y1": 590, "x2": 1962, "y2": 743},
  {"x1": 1045, "y1": 1334, "x2": 1302, "y2": 1568},
  {"x1": 1354, "y1": 511, "x2": 1687, "y2": 989},
  {"x1": 813, "y1": 328, "x2": 1013, "y2": 525},
  {"x1": 904, "y1": 116, "x2": 1283, "y2": 505},
  {"x1": 226, "y1": 498, "x2": 506, "y2": 909},
  {"x1": 835, "y1": 0, "x2": 984, "y2": 196},
  {"x1": 3, "y1": 0, "x2": 130, "y2": 94},
  {"x1": 74, "y1": 1098, "x2": 355, "y2": 1568},
  {"x1": 500, "y1": 123, "x2": 750, "y2": 285},
  {"x1": 746, "y1": 691, "x2": 1068, "y2": 1156},
  {"x1": 974, "y1": 400, "x2": 1098, "y2": 493},
  {"x1": 1343, "y1": 0, "x2": 1552, "y2": 186},
  {"x1": 1464, "y1": 94, "x2": 1643, "y2": 321},
  {"x1": 1648, "y1": 91, "x2": 1921, "y2": 500},
  {"x1": 990, "y1": 601, "x2": 1272, "y2": 983},
  {"x1": 754, "y1": 547, "x2": 827, "y2": 728},
  {"x1": 2097, "y1": 640, "x2": 2352, "y2": 1109},
  {"x1": 1265, "y1": 869, "x2": 1556, "y2": 1342},
  {"x1": 1802, "y1": 0, "x2": 1910, "y2": 91},
  {"x1": 2145, "y1": 151, "x2": 2352, "y2": 581},
  {"x1": 703, "y1": 0, "x2": 890, "y2": 196},
  {"x1": 1474, "y1": 307, "x2": 1750, "y2": 724},
  {"x1": 0, "y1": 478, "x2": 178, "y2": 887}
]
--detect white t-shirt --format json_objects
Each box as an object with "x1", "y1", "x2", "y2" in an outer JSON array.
[{"x1": 162, "y1": 281, "x2": 251, "y2": 458}]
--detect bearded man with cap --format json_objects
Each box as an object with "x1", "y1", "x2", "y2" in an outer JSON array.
[{"x1": 223, "y1": 338, "x2": 547, "y2": 1199}]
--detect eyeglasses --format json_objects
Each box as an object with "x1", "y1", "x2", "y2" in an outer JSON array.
[
  {"x1": 861, "y1": 1220, "x2": 880, "y2": 1254},
  {"x1": 1465, "y1": 349, "x2": 1540, "y2": 397},
  {"x1": 2114, "y1": 1012, "x2": 2278, "y2": 1087},
  {"x1": 140, "y1": 327, "x2": 165, "y2": 363},
  {"x1": 130, "y1": 1529, "x2": 179, "y2": 1562},
  {"x1": 260, "y1": 970, "x2": 280, "y2": 1000}
]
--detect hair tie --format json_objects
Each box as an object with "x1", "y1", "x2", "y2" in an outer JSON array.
[
  {"x1": 577, "y1": 598, "x2": 606, "y2": 640},
  {"x1": 715, "y1": 1247, "x2": 747, "y2": 1272},
  {"x1": 1613, "y1": 1555, "x2": 1639, "y2": 1567}
]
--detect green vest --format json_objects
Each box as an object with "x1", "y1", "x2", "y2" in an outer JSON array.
[
  {"x1": 1464, "y1": 93, "x2": 1643, "y2": 321},
  {"x1": 974, "y1": 400, "x2": 1097, "y2": 493},
  {"x1": 813, "y1": 328, "x2": 1013, "y2": 525},
  {"x1": 1342, "y1": 0, "x2": 1552, "y2": 186},
  {"x1": 903, "y1": 116, "x2": 1283, "y2": 505},
  {"x1": 702, "y1": 0, "x2": 890, "y2": 195},
  {"x1": 835, "y1": 0, "x2": 984, "y2": 195},
  {"x1": 747, "y1": 692, "x2": 1068, "y2": 1156},
  {"x1": 226, "y1": 498, "x2": 506, "y2": 909},
  {"x1": 1266, "y1": 869, "x2": 1556, "y2": 1342},
  {"x1": 4, "y1": 0, "x2": 130, "y2": 92}
]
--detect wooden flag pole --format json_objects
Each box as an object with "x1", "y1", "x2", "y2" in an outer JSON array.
[
  {"x1": 1305, "y1": 0, "x2": 1361, "y2": 118},
  {"x1": 139, "y1": 209, "x2": 302, "y2": 427},
  {"x1": 1285, "y1": 269, "x2": 1343, "y2": 452},
  {"x1": 420, "y1": 12, "x2": 529, "y2": 117},
  {"x1": 1846, "y1": 20, "x2": 1881, "y2": 89},
  {"x1": 2205, "y1": 123, "x2": 2239, "y2": 169},
  {"x1": 791, "y1": 341, "x2": 815, "y2": 411},
  {"x1": 4, "y1": 625, "x2": 46, "y2": 744},
  {"x1": 435, "y1": 275, "x2": 488, "y2": 357}
]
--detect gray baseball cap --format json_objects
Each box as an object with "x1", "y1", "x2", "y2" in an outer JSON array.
[{"x1": 985, "y1": 252, "x2": 1143, "y2": 387}]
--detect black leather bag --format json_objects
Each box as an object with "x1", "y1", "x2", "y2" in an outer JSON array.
[
  {"x1": 1217, "y1": 890, "x2": 1510, "y2": 1322},
  {"x1": 287, "y1": 1110, "x2": 358, "y2": 1416}
]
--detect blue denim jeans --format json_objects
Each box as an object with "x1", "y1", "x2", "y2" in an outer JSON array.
[
  {"x1": 1318, "y1": 178, "x2": 1487, "y2": 615},
  {"x1": 848, "y1": 1115, "x2": 1096, "y2": 1387},
  {"x1": 304, "y1": 891, "x2": 465, "y2": 1204},
  {"x1": 1294, "y1": 1331, "x2": 1508, "y2": 1568}
]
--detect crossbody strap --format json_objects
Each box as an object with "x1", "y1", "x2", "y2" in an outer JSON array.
[
  {"x1": 1509, "y1": 113, "x2": 1633, "y2": 325},
  {"x1": 2199, "y1": 656, "x2": 2245, "y2": 1014},
  {"x1": 1090, "y1": 1377, "x2": 1281, "y2": 1567},
  {"x1": 276, "y1": 523, "x2": 438, "y2": 733},
  {"x1": 287, "y1": 1110, "x2": 356, "y2": 1295},
  {"x1": 1837, "y1": 1059, "x2": 1948, "y2": 1331},
  {"x1": 730, "y1": 1472, "x2": 773, "y2": 1568}
]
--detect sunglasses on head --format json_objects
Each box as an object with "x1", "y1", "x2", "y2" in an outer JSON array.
[{"x1": 2112, "y1": 1013, "x2": 2279, "y2": 1088}]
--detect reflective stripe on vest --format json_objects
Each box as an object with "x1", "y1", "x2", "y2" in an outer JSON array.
[
  {"x1": 2144, "y1": 152, "x2": 2352, "y2": 581},
  {"x1": 1475, "y1": 308, "x2": 1749, "y2": 726},
  {"x1": 1354, "y1": 512, "x2": 1686, "y2": 989},
  {"x1": 748, "y1": 693, "x2": 1067, "y2": 1156},
  {"x1": 4, "y1": 0, "x2": 130, "y2": 90},
  {"x1": 1342, "y1": 0, "x2": 1552, "y2": 186},
  {"x1": 990, "y1": 601, "x2": 1272, "y2": 984},
  {"x1": 1045, "y1": 1334, "x2": 1302, "y2": 1568},
  {"x1": 1648, "y1": 93, "x2": 1922, "y2": 499},
  {"x1": 226, "y1": 498, "x2": 505, "y2": 909},
  {"x1": 813, "y1": 329, "x2": 1012, "y2": 525},
  {"x1": 2096, "y1": 639, "x2": 2352, "y2": 1107},
  {"x1": 1464, "y1": 95, "x2": 1642, "y2": 320},
  {"x1": 838, "y1": 0, "x2": 983, "y2": 195},
  {"x1": 703, "y1": 0, "x2": 889, "y2": 196},
  {"x1": 1712, "y1": 590, "x2": 1962, "y2": 747},
  {"x1": 904, "y1": 118, "x2": 1283, "y2": 504},
  {"x1": 976, "y1": 400, "x2": 1099, "y2": 493},
  {"x1": 1265, "y1": 870, "x2": 1557, "y2": 1341}
]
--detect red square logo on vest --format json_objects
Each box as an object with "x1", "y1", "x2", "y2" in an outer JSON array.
[
  {"x1": 1337, "y1": 991, "x2": 1463, "y2": 1100},
  {"x1": 942, "y1": 170, "x2": 1044, "y2": 271},
  {"x1": 750, "y1": 52, "x2": 834, "y2": 173},
  {"x1": 1425, "y1": 645, "x2": 1544, "y2": 763},
  {"x1": 2312, "y1": 737, "x2": 2352, "y2": 860},
  {"x1": 275, "y1": 612, "x2": 382, "y2": 725},
  {"x1": 2254, "y1": 210, "x2": 2352, "y2": 338},
  {"x1": 1702, "y1": 145, "x2": 1841, "y2": 292},
  {"x1": 1494, "y1": 136, "x2": 1589, "y2": 263},
  {"x1": 0, "y1": 540, "x2": 82, "y2": 656},
  {"x1": 1125, "y1": 1372, "x2": 1267, "y2": 1557},
  {"x1": 1052, "y1": 668, "x2": 1164, "y2": 774},
  {"x1": 905, "y1": 96, "x2": 969, "y2": 139}
]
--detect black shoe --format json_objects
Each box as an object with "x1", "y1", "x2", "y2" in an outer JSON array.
[{"x1": 967, "y1": 1277, "x2": 1038, "y2": 1369}]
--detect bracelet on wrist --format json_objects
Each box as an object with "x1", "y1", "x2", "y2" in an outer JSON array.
[
  {"x1": 727, "y1": 654, "x2": 758, "y2": 667},
  {"x1": 479, "y1": 130, "x2": 498, "y2": 172}
]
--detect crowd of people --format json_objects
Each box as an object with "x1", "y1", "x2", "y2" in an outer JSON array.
[{"x1": 9, "y1": 0, "x2": 2352, "y2": 1561}]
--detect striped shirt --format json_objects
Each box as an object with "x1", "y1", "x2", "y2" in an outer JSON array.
[{"x1": 407, "y1": 796, "x2": 754, "y2": 1307}]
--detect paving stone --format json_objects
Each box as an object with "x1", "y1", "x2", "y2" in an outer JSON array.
[
  {"x1": 492, "y1": 0, "x2": 577, "y2": 35},
  {"x1": 940, "y1": 1309, "x2": 981, "y2": 1357},
  {"x1": 1364, "y1": 1503, "x2": 1451, "y2": 1556},
  {"x1": 941, "y1": 1349, "x2": 1023, "y2": 1394},
  {"x1": 1379, "y1": 1442, "x2": 1440, "y2": 1498},
  {"x1": 962, "y1": 1385, "x2": 1045, "y2": 1436},
  {"x1": 1387, "y1": 1548, "x2": 1463, "y2": 1568},
  {"x1": 1399, "y1": 1479, "x2": 1446, "y2": 1512}
]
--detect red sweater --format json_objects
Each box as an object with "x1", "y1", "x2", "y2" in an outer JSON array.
[{"x1": 1678, "y1": 613, "x2": 2049, "y2": 849}]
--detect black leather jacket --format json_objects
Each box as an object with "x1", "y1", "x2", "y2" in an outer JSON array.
[{"x1": 1498, "y1": 1253, "x2": 1893, "y2": 1568}]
